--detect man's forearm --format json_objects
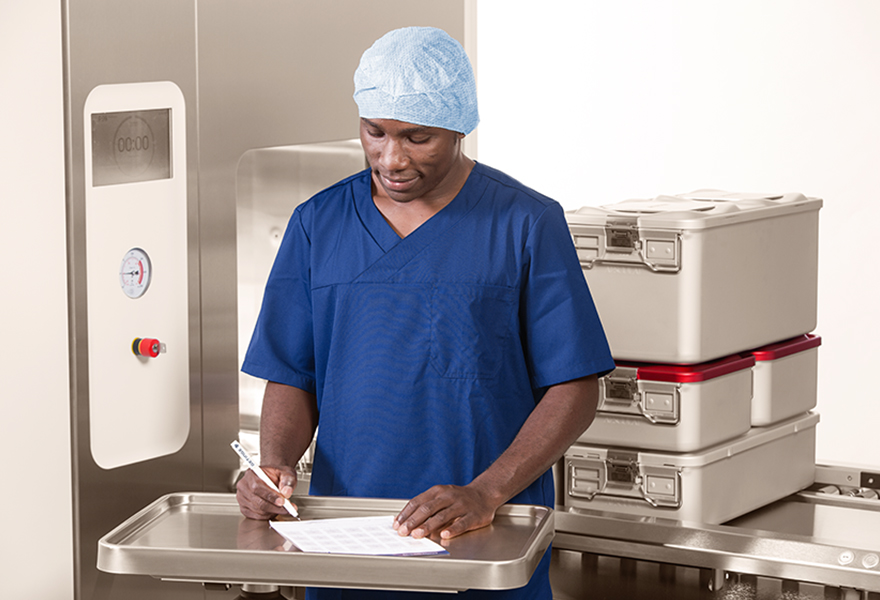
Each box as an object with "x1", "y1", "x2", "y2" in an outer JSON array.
[
  {"x1": 393, "y1": 374, "x2": 600, "y2": 539},
  {"x1": 259, "y1": 381, "x2": 319, "y2": 468},
  {"x1": 470, "y1": 374, "x2": 599, "y2": 507}
]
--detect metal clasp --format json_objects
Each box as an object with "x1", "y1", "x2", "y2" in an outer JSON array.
[
  {"x1": 570, "y1": 221, "x2": 682, "y2": 273},
  {"x1": 566, "y1": 451, "x2": 682, "y2": 509},
  {"x1": 598, "y1": 369, "x2": 681, "y2": 425},
  {"x1": 606, "y1": 221, "x2": 641, "y2": 252}
]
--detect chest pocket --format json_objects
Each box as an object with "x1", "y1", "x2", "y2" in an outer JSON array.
[{"x1": 430, "y1": 283, "x2": 517, "y2": 379}]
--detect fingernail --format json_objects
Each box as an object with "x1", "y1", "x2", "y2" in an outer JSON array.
[
  {"x1": 412, "y1": 528, "x2": 425, "y2": 539},
  {"x1": 275, "y1": 496, "x2": 285, "y2": 506}
]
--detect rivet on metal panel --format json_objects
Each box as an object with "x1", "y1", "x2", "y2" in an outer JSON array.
[
  {"x1": 646, "y1": 240, "x2": 675, "y2": 260},
  {"x1": 645, "y1": 393, "x2": 674, "y2": 412},
  {"x1": 645, "y1": 475, "x2": 676, "y2": 497},
  {"x1": 639, "y1": 386, "x2": 681, "y2": 425}
]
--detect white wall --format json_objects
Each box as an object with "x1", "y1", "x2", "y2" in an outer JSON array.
[
  {"x1": 477, "y1": 0, "x2": 880, "y2": 466},
  {"x1": 0, "y1": 1, "x2": 74, "y2": 596}
]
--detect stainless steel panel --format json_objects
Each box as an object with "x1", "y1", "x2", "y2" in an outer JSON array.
[
  {"x1": 98, "y1": 493, "x2": 553, "y2": 592},
  {"x1": 553, "y1": 492, "x2": 880, "y2": 593},
  {"x1": 64, "y1": 3, "x2": 467, "y2": 599},
  {"x1": 63, "y1": 2, "x2": 207, "y2": 599},
  {"x1": 236, "y1": 141, "x2": 366, "y2": 432},
  {"x1": 550, "y1": 550, "x2": 843, "y2": 600},
  {"x1": 728, "y1": 490, "x2": 880, "y2": 553}
]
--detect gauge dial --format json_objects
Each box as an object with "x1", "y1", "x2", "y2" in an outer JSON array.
[{"x1": 119, "y1": 248, "x2": 152, "y2": 299}]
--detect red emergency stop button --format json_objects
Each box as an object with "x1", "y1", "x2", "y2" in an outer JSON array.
[{"x1": 132, "y1": 337, "x2": 166, "y2": 358}]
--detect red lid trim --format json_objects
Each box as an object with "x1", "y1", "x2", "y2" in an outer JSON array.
[
  {"x1": 615, "y1": 354, "x2": 756, "y2": 383},
  {"x1": 750, "y1": 334, "x2": 821, "y2": 362}
]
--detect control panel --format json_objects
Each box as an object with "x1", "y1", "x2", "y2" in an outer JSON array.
[{"x1": 83, "y1": 82, "x2": 189, "y2": 469}]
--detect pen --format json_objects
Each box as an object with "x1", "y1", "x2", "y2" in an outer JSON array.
[{"x1": 231, "y1": 440, "x2": 300, "y2": 519}]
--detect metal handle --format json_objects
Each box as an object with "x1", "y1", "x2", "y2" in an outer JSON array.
[
  {"x1": 598, "y1": 372, "x2": 681, "y2": 425},
  {"x1": 570, "y1": 223, "x2": 682, "y2": 273},
  {"x1": 567, "y1": 454, "x2": 682, "y2": 509}
]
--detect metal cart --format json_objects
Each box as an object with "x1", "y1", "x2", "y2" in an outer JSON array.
[{"x1": 97, "y1": 494, "x2": 553, "y2": 597}]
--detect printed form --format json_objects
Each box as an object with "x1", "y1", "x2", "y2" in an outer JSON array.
[{"x1": 270, "y1": 515, "x2": 449, "y2": 556}]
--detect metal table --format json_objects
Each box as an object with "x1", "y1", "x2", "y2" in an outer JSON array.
[
  {"x1": 552, "y1": 464, "x2": 880, "y2": 596},
  {"x1": 97, "y1": 493, "x2": 553, "y2": 593}
]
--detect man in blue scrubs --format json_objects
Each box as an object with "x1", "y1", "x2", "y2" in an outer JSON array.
[{"x1": 236, "y1": 27, "x2": 614, "y2": 599}]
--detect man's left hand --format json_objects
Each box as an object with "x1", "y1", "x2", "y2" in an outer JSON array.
[{"x1": 393, "y1": 483, "x2": 500, "y2": 540}]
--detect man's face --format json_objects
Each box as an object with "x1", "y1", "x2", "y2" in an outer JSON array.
[{"x1": 359, "y1": 118, "x2": 464, "y2": 204}]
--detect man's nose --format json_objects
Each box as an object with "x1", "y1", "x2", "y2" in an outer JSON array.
[{"x1": 378, "y1": 139, "x2": 408, "y2": 171}]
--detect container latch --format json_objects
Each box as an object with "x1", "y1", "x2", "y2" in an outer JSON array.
[
  {"x1": 569, "y1": 220, "x2": 681, "y2": 273},
  {"x1": 598, "y1": 369, "x2": 681, "y2": 425},
  {"x1": 566, "y1": 452, "x2": 682, "y2": 509},
  {"x1": 607, "y1": 450, "x2": 640, "y2": 484}
]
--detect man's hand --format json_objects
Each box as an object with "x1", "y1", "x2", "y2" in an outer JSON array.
[
  {"x1": 235, "y1": 464, "x2": 298, "y2": 520},
  {"x1": 394, "y1": 375, "x2": 600, "y2": 541},
  {"x1": 236, "y1": 381, "x2": 318, "y2": 520},
  {"x1": 393, "y1": 482, "x2": 501, "y2": 540}
]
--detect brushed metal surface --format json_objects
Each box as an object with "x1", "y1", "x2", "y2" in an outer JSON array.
[
  {"x1": 728, "y1": 493, "x2": 880, "y2": 551},
  {"x1": 553, "y1": 494, "x2": 880, "y2": 593},
  {"x1": 194, "y1": 1, "x2": 467, "y2": 456},
  {"x1": 550, "y1": 550, "x2": 835, "y2": 600},
  {"x1": 98, "y1": 493, "x2": 553, "y2": 592},
  {"x1": 236, "y1": 140, "x2": 367, "y2": 430},
  {"x1": 65, "y1": 3, "x2": 467, "y2": 599},
  {"x1": 64, "y1": 3, "x2": 207, "y2": 599}
]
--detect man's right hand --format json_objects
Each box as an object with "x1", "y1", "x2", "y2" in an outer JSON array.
[{"x1": 235, "y1": 465, "x2": 298, "y2": 520}]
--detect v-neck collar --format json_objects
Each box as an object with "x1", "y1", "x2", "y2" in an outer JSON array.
[{"x1": 354, "y1": 163, "x2": 486, "y2": 254}]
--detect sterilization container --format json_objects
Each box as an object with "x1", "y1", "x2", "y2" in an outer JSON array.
[
  {"x1": 579, "y1": 354, "x2": 755, "y2": 452},
  {"x1": 563, "y1": 411, "x2": 819, "y2": 524},
  {"x1": 566, "y1": 190, "x2": 822, "y2": 364},
  {"x1": 747, "y1": 334, "x2": 821, "y2": 426}
]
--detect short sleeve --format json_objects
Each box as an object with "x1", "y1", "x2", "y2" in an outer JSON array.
[
  {"x1": 520, "y1": 202, "x2": 615, "y2": 389},
  {"x1": 241, "y1": 206, "x2": 317, "y2": 394}
]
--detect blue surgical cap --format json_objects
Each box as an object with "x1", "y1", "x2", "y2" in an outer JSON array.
[{"x1": 353, "y1": 26, "x2": 479, "y2": 135}]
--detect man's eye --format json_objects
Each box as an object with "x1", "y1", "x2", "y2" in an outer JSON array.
[
  {"x1": 367, "y1": 130, "x2": 384, "y2": 138},
  {"x1": 409, "y1": 136, "x2": 430, "y2": 144}
]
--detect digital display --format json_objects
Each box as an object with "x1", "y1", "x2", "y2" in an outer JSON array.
[{"x1": 91, "y1": 109, "x2": 171, "y2": 186}]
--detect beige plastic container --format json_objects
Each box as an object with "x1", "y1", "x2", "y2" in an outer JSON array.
[
  {"x1": 580, "y1": 354, "x2": 755, "y2": 452},
  {"x1": 566, "y1": 190, "x2": 822, "y2": 364},
  {"x1": 563, "y1": 412, "x2": 819, "y2": 524},
  {"x1": 747, "y1": 334, "x2": 821, "y2": 426}
]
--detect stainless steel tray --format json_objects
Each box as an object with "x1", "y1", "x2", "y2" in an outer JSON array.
[{"x1": 97, "y1": 493, "x2": 554, "y2": 592}]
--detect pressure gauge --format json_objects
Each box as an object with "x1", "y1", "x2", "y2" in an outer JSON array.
[{"x1": 119, "y1": 247, "x2": 152, "y2": 299}]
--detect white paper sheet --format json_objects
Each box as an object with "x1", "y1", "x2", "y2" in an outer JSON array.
[{"x1": 270, "y1": 515, "x2": 449, "y2": 556}]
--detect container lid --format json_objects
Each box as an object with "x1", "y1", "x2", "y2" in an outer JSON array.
[
  {"x1": 566, "y1": 189, "x2": 822, "y2": 230},
  {"x1": 644, "y1": 411, "x2": 818, "y2": 468},
  {"x1": 568, "y1": 411, "x2": 819, "y2": 469},
  {"x1": 749, "y1": 334, "x2": 822, "y2": 362},
  {"x1": 616, "y1": 353, "x2": 756, "y2": 383}
]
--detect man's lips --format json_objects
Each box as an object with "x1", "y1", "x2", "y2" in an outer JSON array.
[{"x1": 380, "y1": 173, "x2": 418, "y2": 193}]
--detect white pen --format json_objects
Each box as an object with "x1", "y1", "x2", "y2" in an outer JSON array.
[{"x1": 231, "y1": 440, "x2": 299, "y2": 519}]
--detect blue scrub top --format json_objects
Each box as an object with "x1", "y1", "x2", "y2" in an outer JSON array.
[{"x1": 243, "y1": 162, "x2": 613, "y2": 599}]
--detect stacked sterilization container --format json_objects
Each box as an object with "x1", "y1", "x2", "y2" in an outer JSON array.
[{"x1": 562, "y1": 190, "x2": 823, "y2": 524}]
